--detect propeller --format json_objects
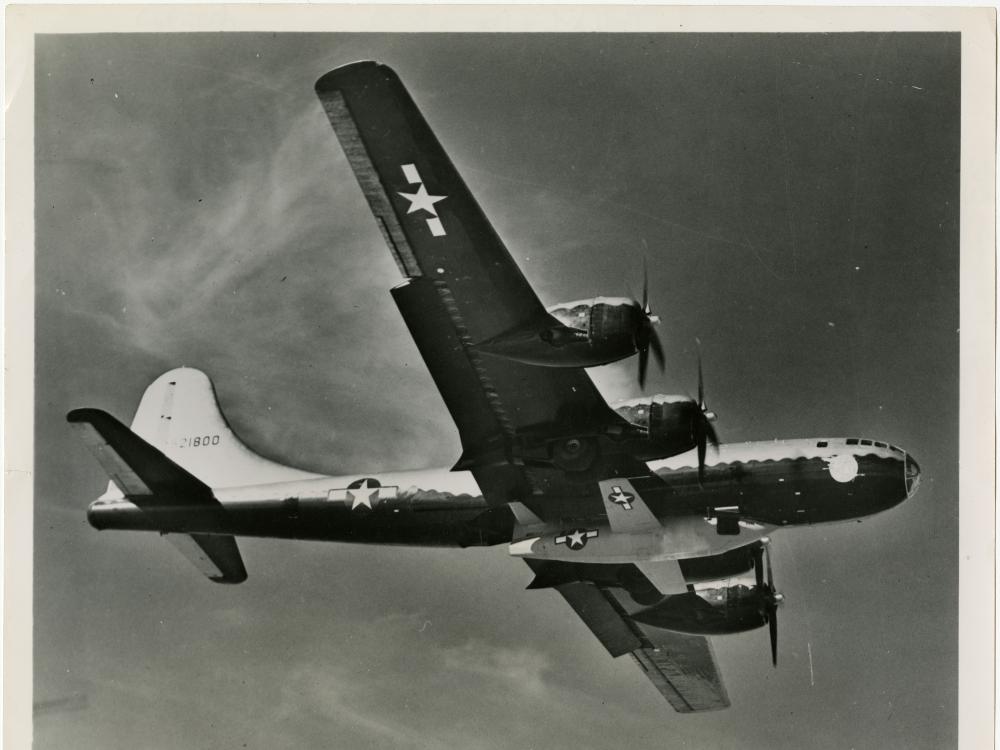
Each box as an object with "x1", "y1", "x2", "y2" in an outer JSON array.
[
  {"x1": 753, "y1": 538, "x2": 784, "y2": 667},
  {"x1": 634, "y1": 259, "x2": 665, "y2": 390},
  {"x1": 693, "y1": 341, "x2": 719, "y2": 485}
]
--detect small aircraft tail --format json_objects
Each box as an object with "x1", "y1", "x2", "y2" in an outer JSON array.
[{"x1": 69, "y1": 367, "x2": 319, "y2": 583}]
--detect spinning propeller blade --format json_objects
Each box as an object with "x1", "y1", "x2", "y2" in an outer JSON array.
[
  {"x1": 634, "y1": 259, "x2": 664, "y2": 389},
  {"x1": 693, "y1": 342, "x2": 719, "y2": 485},
  {"x1": 754, "y1": 539, "x2": 782, "y2": 667}
]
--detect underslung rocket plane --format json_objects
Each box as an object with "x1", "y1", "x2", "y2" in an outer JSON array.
[{"x1": 70, "y1": 61, "x2": 920, "y2": 712}]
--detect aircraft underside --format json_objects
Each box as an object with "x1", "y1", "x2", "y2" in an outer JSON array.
[{"x1": 70, "y1": 59, "x2": 923, "y2": 714}]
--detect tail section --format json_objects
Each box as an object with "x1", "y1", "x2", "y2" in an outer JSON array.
[
  {"x1": 121, "y1": 367, "x2": 320, "y2": 493},
  {"x1": 70, "y1": 367, "x2": 320, "y2": 584},
  {"x1": 69, "y1": 407, "x2": 247, "y2": 583}
]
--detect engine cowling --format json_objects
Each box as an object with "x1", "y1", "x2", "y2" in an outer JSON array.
[
  {"x1": 473, "y1": 297, "x2": 653, "y2": 369},
  {"x1": 630, "y1": 579, "x2": 768, "y2": 635},
  {"x1": 612, "y1": 394, "x2": 704, "y2": 461}
]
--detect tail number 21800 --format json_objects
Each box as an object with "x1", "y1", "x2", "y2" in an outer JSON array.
[{"x1": 178, "y1": 434, "x2": 221, "y2": 448}]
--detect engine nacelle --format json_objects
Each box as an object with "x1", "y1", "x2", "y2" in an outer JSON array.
[
  {"x1": 631, "y1": 580, "x2": 768, "y2": 635},
  {"x1": 612, "y1": 394, "x2": 702, "y2": 461},
  {"x1": 474, "y1": 297, "x2": 643, "y2": 368}
]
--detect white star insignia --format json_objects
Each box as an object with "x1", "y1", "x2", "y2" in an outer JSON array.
[
  {"x1": 608, "y1": 486, "x2": 634, "y2": 510},
  {"x1": 349, "y1": 479, "x2": 379, "y2": 511},
  {"x1": 555, "y1": 528, "x2": 598, "y2": 551},
  {"x1": 398, "y1": 184, "x2": 447, "y2": 217}
]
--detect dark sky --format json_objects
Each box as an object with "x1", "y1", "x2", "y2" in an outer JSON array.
[{"x1": 34, "y1": 33, "x2": 959, "y2": 749}]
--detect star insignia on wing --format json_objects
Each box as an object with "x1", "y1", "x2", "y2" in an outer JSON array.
[
  {"x1": 398, "y1": 184, "x2": 447, "y2": 217},
  {"x1": 608, "y1": 486, "x2": 635, "y2": 510}
]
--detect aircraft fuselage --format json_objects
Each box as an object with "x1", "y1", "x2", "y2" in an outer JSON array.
[{"x1": 88, "y1": 437, "x2": 919, "y2": 559}]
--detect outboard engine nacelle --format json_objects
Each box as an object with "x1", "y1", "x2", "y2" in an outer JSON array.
[
  {"x1": 630, "y1": 580, "x2": 768, "y2": 636},
  {"x1": 473, "y1": 294, "x2": 664, "y2": 388}
]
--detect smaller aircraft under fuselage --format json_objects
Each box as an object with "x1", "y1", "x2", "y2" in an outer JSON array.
[{"x1": 70, "y1": 61, "x2": 921, "y2": 713}]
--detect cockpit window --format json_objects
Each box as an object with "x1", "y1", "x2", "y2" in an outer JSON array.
[
  {"x1": 846, "y1": 438, "x2": 859, "y2": 445},
  {"x1": 875, "y1": 441, "x2": 887, "y2": 448},
  {"x1": 860, "y1": 439, "x2": 873, "y2": 446}
]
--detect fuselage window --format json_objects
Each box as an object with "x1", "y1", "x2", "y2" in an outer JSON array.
[
  {"x1": 816, "y1": 441, "x2": 828, "y2": 448},
  {"x1": 846, "y1": 438, "x2": 859, "y2": 445},
  {"x1": 860, "y1": 439, "x2": 873, "y2": 446}
]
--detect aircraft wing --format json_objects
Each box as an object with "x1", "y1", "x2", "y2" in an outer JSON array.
[
  {"x1": 315, "y1": 62, "x2": 640, "y2": 500},
  {"x1": 527, "y1": 560, "x2": 730, "y2": 713}
]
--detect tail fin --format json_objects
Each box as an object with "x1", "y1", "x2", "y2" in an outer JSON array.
[{"x1": 120, "y1": 367, "x2": 320, "y2": 494}]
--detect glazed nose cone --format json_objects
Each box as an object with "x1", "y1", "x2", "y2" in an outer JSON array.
[{"x1": 905, "y1": 454, "x2": 921, "y2": 497}]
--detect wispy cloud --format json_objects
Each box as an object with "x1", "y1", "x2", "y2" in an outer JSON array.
[{"x1": 442, "y1": 641, "x2": 552, "y2": 698}]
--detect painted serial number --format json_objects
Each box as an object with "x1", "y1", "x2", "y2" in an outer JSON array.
[{"x1": 178, "y1": 434, "x2": 221, "y2": 448}]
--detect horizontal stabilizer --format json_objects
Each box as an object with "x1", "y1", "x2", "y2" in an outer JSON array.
[
  {"x1": 164, "y1": 533, "x2": 247, "y2": 584},
  {"x1": 69, "y1": 408, "x2": 248, "y2": 584},
  {"x1": 68, "y1": 408, "x2": 213, "y2": 504}
]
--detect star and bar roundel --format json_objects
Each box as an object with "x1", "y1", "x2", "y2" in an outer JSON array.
[
  {"x1": 555, "y1": 528, "x2": 599, "y2": 551},
  {"x1": 397, "y1": 163, "x2": 447, "y2": 237},
  {"x1": 607, "y1": 485, "x2": 635, "y2": 510},
  {"x1": 327, "y1": 478, "x2": 398, "y2": 512}
]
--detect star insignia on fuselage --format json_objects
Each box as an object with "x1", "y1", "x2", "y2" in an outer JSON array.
[
  {"x1": 348, "y1": 478, "x2": 379, "y2": 511},
  {"x1": 555, "y1": 528, "x2": 599, "y2": 551},
  {"x1": 326, "y1": 478, "x2": 398, "y2": 512}
]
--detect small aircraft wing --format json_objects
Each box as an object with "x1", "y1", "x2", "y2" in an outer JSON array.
[
  {"x1": 316, "y1": 62, "x2": 639, "y2": 494},
  {"x1": 529, "y1": 561, "x2": 730, "y2": 713}
]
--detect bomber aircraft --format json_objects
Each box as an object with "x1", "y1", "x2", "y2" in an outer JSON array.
[{"x1": 70, "y1": 61, "x2": 921, "y2": 712}]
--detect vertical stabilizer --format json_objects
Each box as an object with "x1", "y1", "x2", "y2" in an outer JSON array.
[{"x1": 104, "y1": 367, "x2": 320, "y2": 496}]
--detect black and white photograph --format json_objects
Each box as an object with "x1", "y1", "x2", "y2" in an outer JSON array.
[{"x1": 9, "y1": 9, "x2": 995, "y2": 750}]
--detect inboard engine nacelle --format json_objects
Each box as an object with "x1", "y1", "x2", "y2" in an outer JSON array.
[{"x1": 613, "y1": 395, "x2": 716, "y2": 461}]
